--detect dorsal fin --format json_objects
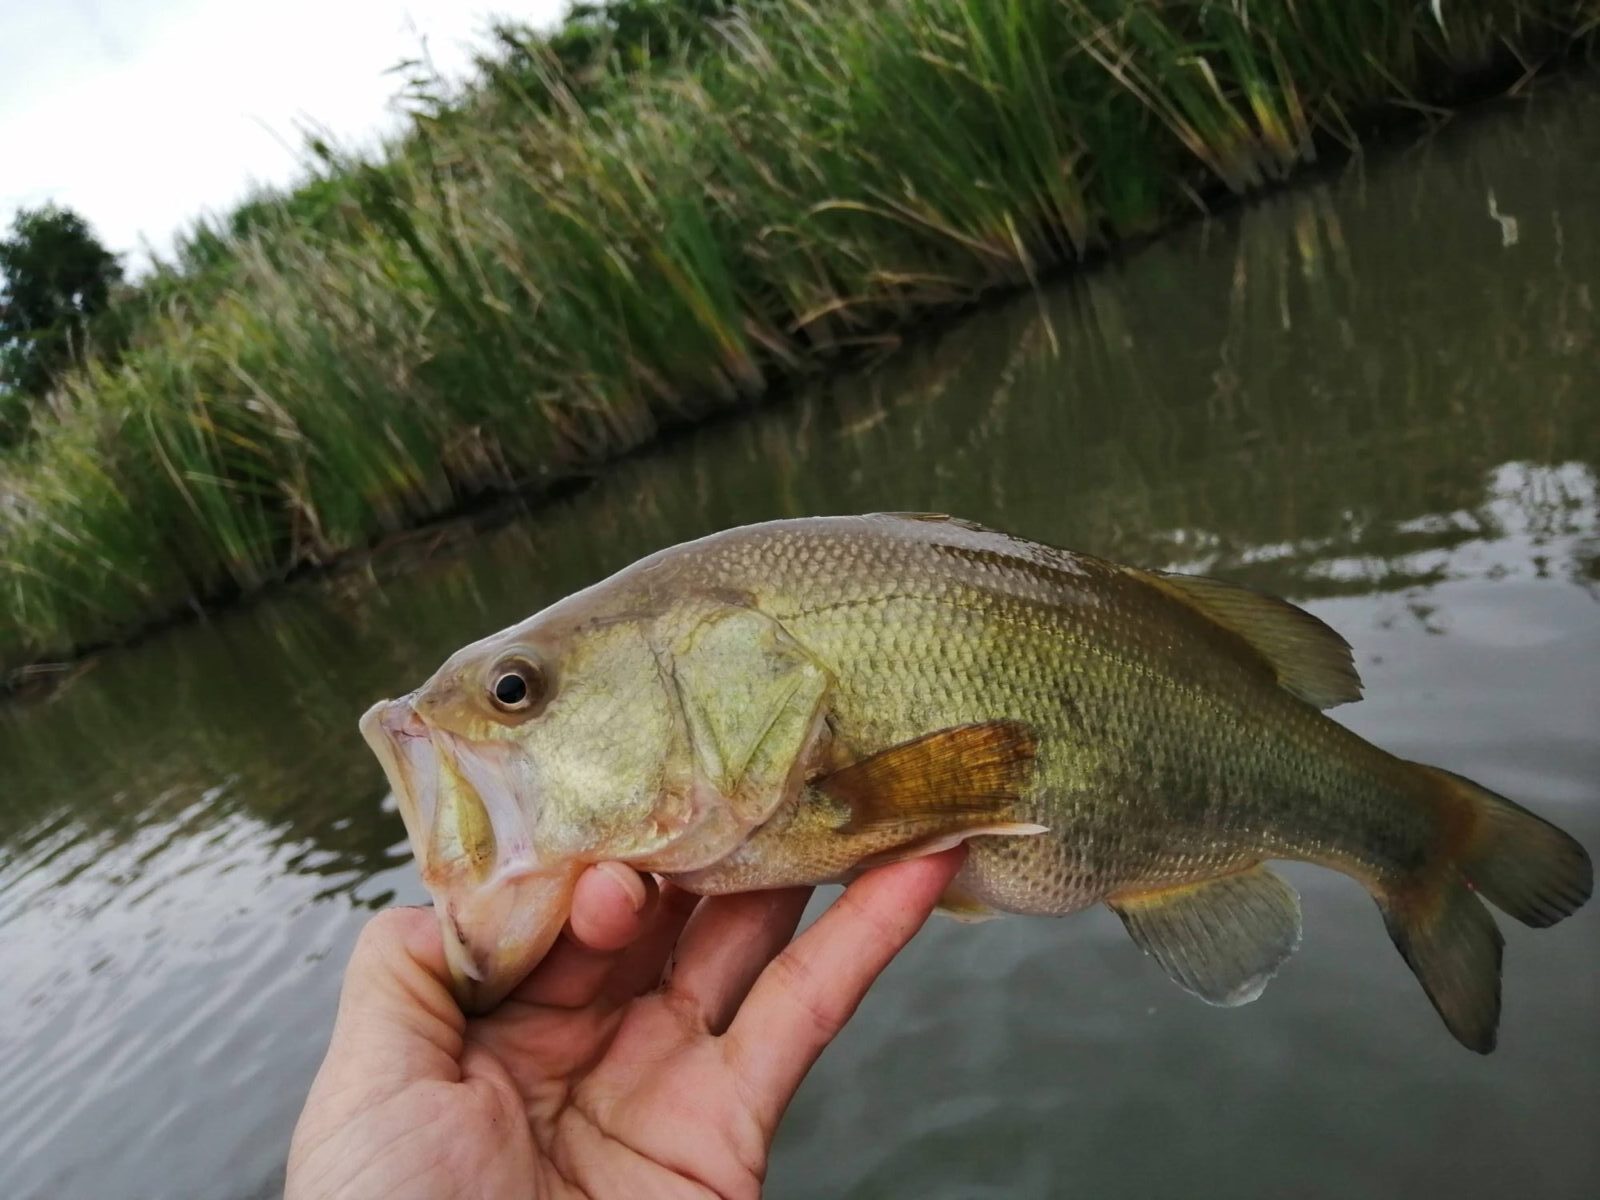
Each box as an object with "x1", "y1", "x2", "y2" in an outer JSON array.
[
  {"x1": 879, "y1": 511, "x2": 991, "y2": 533},
  {"x1": 1134, "y1": 568, "x2": 1362, "y2": 709}
]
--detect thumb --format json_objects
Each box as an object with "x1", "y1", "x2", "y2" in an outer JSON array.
[
  {"x1": 287, "y1": 909, "x2": 464, "y2": 1192},
  {"x1": 318, "y1": 907, "x2": 467, "y2": 1092}
]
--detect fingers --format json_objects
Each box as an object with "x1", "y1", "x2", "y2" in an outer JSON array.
[
  {"x1": 571, "y1": 863, "x2": 654, "y2": 951},
  {"x1": 599, "y1": 882, "x2": 703, "y2": 1001},
  {"x1": 723, "y1": 849, "x2": 963, "y2": 1132},
  {"x1": 288, "y1": 909, "x2": 467, "y2": 1185},
  {"x1": 661, "y1": 887, "x2": 814, "y2": 1034},
  {"x1": 319, "y1": 908, "x2": 465, "y2": 1089},
  {"x1": 509, "y1": 863, "x2": 657, "y2": 1009}
]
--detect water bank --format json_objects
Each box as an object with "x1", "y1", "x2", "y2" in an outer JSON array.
[{"x1": 3, "y1": 0, "x2": 1596, "y2": 679}]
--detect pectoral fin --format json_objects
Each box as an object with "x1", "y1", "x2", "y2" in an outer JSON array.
[
  {"x1": 812, "y1": 720, "x2": 1045, "y2": 867},
  {"x1": 819, "y1": 719, "x2": 1039, "y2": 835},
  {"x1": 672, "y1": 720, "x2": 1045, "y2": 895},
  {"x1": 1108, "y1": 863, "x2": 1302, "y2": 1007}
]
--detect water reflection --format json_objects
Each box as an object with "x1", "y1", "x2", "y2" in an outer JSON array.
[{"x1": 2, "y1": 81, "x2": 1597, "y2": 1199}]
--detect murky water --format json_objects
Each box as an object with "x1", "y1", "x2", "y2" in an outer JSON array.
[{"x1": 3, "y1": 84, "x2": 1598, "y2": 1199}]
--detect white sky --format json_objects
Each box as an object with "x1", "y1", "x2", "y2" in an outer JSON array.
[{"x1": 0, "y1": 0, "x2": 570, "y2": 268}]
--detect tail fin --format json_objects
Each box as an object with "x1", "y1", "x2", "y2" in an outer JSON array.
[
  {"x1": 1416, "y1": 765, "x2": 1593, "y2": 928},
  {"x1": 1380, "y1": 876, "x2": 1504, "y2": 1052},
  {"x1": 1380, "y1": 765, "x2": 1592, "y2": 1054}
]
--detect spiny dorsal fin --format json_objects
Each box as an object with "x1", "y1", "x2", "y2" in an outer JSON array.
[
  {"x1": 1135, "y1": 568, "x2": 1362, "y2": 709},
  {"x1": 818, "y1": 719, "x2": 1038, "y2": 837},
  {"x1": 880, "y1": 511, "x2": 992, "y2": 533},
  {"x1": 1108, "y1": 864, "x2": 1303, "y2": 1007}
]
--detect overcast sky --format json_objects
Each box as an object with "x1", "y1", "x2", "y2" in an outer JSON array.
[{"x1": 0, "y1": 0, "x2": 569, "y2": 268}]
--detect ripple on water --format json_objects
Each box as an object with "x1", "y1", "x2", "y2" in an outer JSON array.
[{"x1": 0, "y1": 762, "x2": 407, "y2": 1199}]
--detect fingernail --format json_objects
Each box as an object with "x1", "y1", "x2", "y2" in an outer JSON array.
[{"x1": 596, "y1": 861, "x2": 648, "y2": 912}]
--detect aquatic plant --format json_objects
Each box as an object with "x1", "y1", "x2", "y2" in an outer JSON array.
[{"x1": 2, "y1": 0, "x2": 1594, "y2": 673}]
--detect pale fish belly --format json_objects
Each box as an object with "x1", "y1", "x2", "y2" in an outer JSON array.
[{"x1": 953, "y1": 830, "x2": 1104, "y2": 916}]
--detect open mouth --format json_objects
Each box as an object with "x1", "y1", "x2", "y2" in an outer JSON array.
[
  {"x1": 360, "y1": 698, "x2": 440, "y2": 854},
  {"x1": 359, "y1": 698, "x2": 580, "y2": 1013}
]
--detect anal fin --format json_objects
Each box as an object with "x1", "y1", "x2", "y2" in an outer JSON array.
[{"x1": 1108, "y1": 864, "x2": 1302, "y2": 1007}]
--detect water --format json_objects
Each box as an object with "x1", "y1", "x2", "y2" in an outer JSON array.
[{"x1": 3, "y1": 84, "x2": 1598, "y2": 1199}]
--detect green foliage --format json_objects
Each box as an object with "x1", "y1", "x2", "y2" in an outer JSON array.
[
  {"x1": 485, "y1": 0, "x2": 748, "y2": 95},
  {"x1": 0, "y1": 0, "x2": 1594, "y2": 673},
  {"x1": 0, "y1": 205, "x2": 124, "y2": 440}
]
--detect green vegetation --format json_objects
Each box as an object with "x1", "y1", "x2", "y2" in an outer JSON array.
[{"x1": 2, "y1": 0, "x2": 1595, "y2": 675}]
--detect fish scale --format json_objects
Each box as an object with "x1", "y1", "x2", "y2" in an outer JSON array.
[
  {"x1": 688, "y1": 518, "x2": 1396, "y2": 910},
  {"x1": 364, "y1": 513, "x2": 1591, "y2": 1049}
]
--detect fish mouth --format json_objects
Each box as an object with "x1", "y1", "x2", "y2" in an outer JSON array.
[{"x1": 359, "y1": 698, "x2": 580, "y2": 1013}]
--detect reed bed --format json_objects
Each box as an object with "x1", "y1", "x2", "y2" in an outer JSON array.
[{"x1": 2, "y1": 0, "x2": 1593, "y2": 672}]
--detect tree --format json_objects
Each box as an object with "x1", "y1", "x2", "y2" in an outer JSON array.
[{"x1": 0, "y1": 204, "x2": 124, "y2": 440}]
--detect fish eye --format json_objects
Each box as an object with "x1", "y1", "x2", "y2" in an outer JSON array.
[{"x1": 488, "y1": 656, "x2": 545, "y2": 714}]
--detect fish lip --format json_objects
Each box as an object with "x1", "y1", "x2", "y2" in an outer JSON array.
[
  {"x1": 359, "y1": 695, "x2": 576, "y2": 1013},
  {"x1": 360, "y1": 696, "x2": 434, "y2": 854}
]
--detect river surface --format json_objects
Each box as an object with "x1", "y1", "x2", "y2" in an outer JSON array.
[{"x1": 3, "y1": 83, "x2": 1598, "y2": 1200}]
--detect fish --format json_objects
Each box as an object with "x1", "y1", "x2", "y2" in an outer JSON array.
[{"x1": 360, "y1": 513, "x2": 1592, "y2": 1051}]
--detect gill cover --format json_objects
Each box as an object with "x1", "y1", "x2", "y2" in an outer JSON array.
[{"x1": 662, "y1": 604, "x2": 838, "y2": 838}]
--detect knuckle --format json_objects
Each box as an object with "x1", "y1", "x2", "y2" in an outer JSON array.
[
  {"x1": 834, "y1": 885, "x2": 909, "y2": 957},
  {"x1": 659, "y1": 978, "x2": 713, "y2": 1034},
  {"x1": 354, "y1": 907, "x2": 428, "y2": 960},
  {"x1": 766, "y1": 950, "x2": 850, "y2": 1042}
]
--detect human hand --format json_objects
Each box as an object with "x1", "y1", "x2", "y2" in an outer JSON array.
[{"x1": 286, "y1": 849, "x2": 964, "y2": 1199}]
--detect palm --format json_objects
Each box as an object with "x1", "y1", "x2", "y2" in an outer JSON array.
[{"x1": 288, "y1": 854, "x2": 959, "y2": 1200}]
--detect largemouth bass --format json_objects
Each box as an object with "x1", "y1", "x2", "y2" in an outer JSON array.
[{"x1": 361, "y1": 514, "x2": 1591, "y2": 1051}]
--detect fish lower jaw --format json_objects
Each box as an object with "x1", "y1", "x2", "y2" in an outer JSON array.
[
  {"x1": 439, "y1": 904, "x2": 486, "y2": 984},
  {"x1": 431, "y1": 862, "x2": 583, "y2": 1014}
]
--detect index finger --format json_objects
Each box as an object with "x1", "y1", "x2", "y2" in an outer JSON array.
[{"x1": 722, "y1": 848, "x2": 964, "y2": 1131}]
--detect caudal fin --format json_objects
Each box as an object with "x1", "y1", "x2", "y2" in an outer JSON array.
[
  {"x1": 1422, "y1": 766, "x2": 1595, "y2": 928},
  {"x1": 1380, "y1": 764, "x2": 1593, "y2": 1053},
  {"x1": 1380, "y1": 875, "x2": 1504, "y2": 1052}
]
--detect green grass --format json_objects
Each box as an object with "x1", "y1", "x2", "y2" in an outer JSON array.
[{"x1": 2, "y1": 0, "x2": 1595, "y2": 673}]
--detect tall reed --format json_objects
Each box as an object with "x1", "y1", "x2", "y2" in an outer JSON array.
[{"x1": 2, "y1": 0, "x2": 1593, "y2": 672}]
